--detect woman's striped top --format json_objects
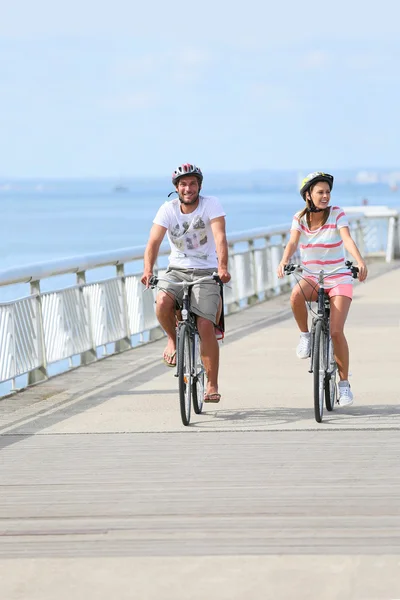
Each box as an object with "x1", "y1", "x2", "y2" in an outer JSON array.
[{"x1": 290, "y1": 206, "x2": 353, "y2": 288}]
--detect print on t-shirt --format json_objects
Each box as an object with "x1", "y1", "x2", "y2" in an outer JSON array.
[{"x1": 170, "y1": 215, "x2": 208, "y2": 253}]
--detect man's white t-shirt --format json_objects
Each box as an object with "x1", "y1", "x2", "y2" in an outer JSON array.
[{"x1": 153, "y1": 195, "x2": 226, "y2": 269}]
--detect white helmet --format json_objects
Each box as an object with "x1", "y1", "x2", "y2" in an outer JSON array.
[{"x1": 172, "y1": 163, "x2": 203, "y2": 186}]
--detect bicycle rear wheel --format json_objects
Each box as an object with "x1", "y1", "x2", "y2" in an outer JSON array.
[
  {"x1": 177, "y1": 322, "x2": 192, "y2": 426},
  {"x1": 313, "y1": 320, "x2": 325, "y2": 423},
  {"x1": 325, "y1": 335, "x2": 337, "y2": 411},
  {"x1": 192, "y1": 332, "x2": 205, "y2": 414}
]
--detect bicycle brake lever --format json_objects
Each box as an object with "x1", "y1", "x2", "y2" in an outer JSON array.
[{"x1": 148, "y1": 275, "x2": 158, "y2": 287}]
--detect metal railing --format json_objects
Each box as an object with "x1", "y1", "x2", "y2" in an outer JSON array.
[{"x1": 0, "y1": 207, "x2": 398, "y2": 396}]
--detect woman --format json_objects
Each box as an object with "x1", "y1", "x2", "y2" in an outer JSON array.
[{"x1": 277, "y1": 172, "x2": 368, "y2": 407}]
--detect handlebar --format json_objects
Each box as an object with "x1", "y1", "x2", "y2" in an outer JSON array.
[
  {"x1": 284, "y1": 260, "x2": 359, "y2": 279},
  {"x1": 148, "y1": 272, "x2": 222, "y2": 288}
]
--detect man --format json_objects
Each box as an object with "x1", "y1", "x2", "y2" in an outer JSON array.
[{"x1": 141, "y1": 163, "x2": 231, "y2": 403}]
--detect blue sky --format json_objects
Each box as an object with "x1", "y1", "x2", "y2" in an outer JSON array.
[{"x1": 1, "y1": 0, "x2": 400, "y2": 178}]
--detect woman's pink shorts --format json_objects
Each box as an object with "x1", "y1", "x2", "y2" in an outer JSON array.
[
  {"x1": 304, "y1": 278, "x2": 353, "y2": 300},
  {"x1": 326, "y1": 284, "x2": 353, "y2": 299}
]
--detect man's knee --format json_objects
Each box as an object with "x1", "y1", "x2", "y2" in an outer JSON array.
[
  {"x1": 156, "y1": 292, "x2": 176, "y2": 314},
  {"x1": 197, "y1": 317, "x2": 215, "y2": 336}
]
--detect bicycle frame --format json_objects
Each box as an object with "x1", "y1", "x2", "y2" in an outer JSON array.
[{"x1": 309, "y1": 270, "x2": 332, "y2": 375}]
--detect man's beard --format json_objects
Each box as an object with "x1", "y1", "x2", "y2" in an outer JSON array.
[{"x1": 179, "y1": 193, "x2": 199, "y2": 205}]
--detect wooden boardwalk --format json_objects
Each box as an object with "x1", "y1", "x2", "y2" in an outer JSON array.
[{"x1": 1, "y1": 262, "x2": 400, "y2": 599}]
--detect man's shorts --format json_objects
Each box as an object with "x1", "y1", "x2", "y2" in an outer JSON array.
[{"x1": 160, "y1": 267, "x2": 221, "y2": 324}]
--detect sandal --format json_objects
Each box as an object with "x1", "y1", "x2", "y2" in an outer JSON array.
[
  {"x1": 162, "y1": 350, "x2": 176, "y2": 367},
  {"x1": 204, "y1": 393, "x2": 221, "y2": 403}
]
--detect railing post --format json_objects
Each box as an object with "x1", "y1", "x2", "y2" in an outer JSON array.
[
  {"x1": 77, "y1": 271, "x2": 97, "y2": 365},
  {"x1": 115, "y1": 264, "x2": 132, "y2": 352},
  {"x1": 264, "y1": 236, "x2": 274, "y2": 298},
  {"x1": 394, "y1": 216, "x2": 400, "y2": 259},
  {"x1": 247, "y1": 239, "x2": 259, "y2": 306},
  {"x1": 386, "y1": 216, "x2": 400, "y2": 262},
  {"x1": 28, "y1": 280, "x2": 48, "y2": 385}
]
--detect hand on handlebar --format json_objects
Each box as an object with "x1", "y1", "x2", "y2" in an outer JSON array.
[
  {"x1": 140, "y1": 271, "x2": 153, "y2": 288},
  {"x1": 356, "y1": 260, "x2": 368, "y2": 282},
  {"x1": 277, "y1": 262, "x2": 288, "y2": 279},
  {"x1": 218, "y1": 269, "x2": 231, "y2": 284}
]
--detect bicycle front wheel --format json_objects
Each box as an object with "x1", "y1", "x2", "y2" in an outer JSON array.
[
  {"x1": 177, "y1": 322, "x2": 192, "y2": 426},
  {"x1": 192, "y1": 332, "x2": 205, "y2": 415},
  {"x1": 325, "y1": 334, "x2": 337, "y2": 411},
  {"x1": 313, "y1": 320, "x2": 325, "y2": 423}
]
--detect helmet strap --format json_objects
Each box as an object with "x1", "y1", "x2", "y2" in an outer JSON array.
[
  {"x1": 308, "y1": 200, "x2": 324, "y2": 213},
  {"x1": 305, "y1": 194, "x2": 324, "y2": 213}
]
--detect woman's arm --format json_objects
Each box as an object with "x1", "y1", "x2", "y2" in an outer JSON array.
[
  {"x1": 339, "y1": 226, "x2": 368, "y2": 282},
  {"x1": 277, "y1": 230, "x2": 301, "y2": 278}
]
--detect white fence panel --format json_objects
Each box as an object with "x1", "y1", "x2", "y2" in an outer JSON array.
[
  {"x1": 0, "y1": 297, "x2": 40, "y2": 381},
  {"x1": 125, "y1": 275, "x2": 143, "y2": 335},
  {"x1": 233, "y1": 253, "x2": 254, "y2": 302},
  {"x1": 84, "y1": 279, "x2": 125, "y2": 347},
  {"x1": 254, "y1": 247, "x2": 270, "y2": 295},
  {"x1": 42, "y1": 288, "x2": 92, "y2": 363}
]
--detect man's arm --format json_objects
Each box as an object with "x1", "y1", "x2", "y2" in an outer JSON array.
[
  {"x1": 141, "y1": 224, "x2": 167, "y2": 287},
  {"x1": 210, "y1": 216, "x2": 231, "y2": 283}
]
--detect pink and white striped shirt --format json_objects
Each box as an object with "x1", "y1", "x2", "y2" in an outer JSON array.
[{"x1": 291, "y1": 206, "x2": 353, "y2": 288}]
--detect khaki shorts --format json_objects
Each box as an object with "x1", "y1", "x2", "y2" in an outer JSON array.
[{"x1": 161, "y1": 267, "x2": 220, "y2": 324}]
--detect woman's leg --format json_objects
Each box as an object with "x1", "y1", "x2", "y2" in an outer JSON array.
[
  {"x1": 329, "y1": 295, "x2": 352, "y2": 380},
  {"x1": 290, "y1": 278, "x2": 319, "y2": 331}
]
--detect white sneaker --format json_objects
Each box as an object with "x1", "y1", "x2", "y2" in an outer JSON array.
[
  {"x1": 338, "y1": 381, "x2": 354, "y2": 407},
  {"x1": 296, "y1": 333, "x2": 311, "y2": 359}
]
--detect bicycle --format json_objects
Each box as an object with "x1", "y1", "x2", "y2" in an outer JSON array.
[
  {"x1": 284, "y1": 260, "x2": 359, "y2": 423},
  {"x1": 148, "y1": 272, "x2": 223, "y2": 426}
]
